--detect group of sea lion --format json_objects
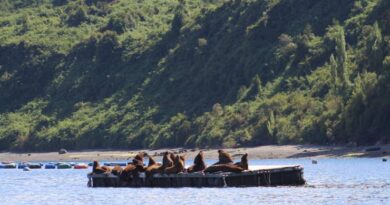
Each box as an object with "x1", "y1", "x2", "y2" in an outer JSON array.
[{"x1": 92, "y1": 150, "x2": 249, "y2": 180}]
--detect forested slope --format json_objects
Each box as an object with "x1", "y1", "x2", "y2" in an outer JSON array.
[{"x1": 0, "y1": 0, "x2": 389, "y2": 151}]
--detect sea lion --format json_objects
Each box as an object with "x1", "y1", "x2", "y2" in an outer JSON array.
[
  {"x1": 204, "y1": 152, "x2": 248, "y2": 173},
  {"x1": 92, "y1": 161, "x2": 112, "y2": 174},
  {"x1": 165, "y1": 155, "x2": 186, "y2": 174},
  {"x1": 132, "y1": 152, "x2": 146, "y2": 167},
  {"x1": 234, "y1": 153, "x2": 248, "y2": 170},
  {"x1": 145, "y1": 155, "x2": 161, "y2": 174},
  {"x1": 120, "y1": 163, "x2": 144, "y2": 181},
  {"x1": 147, "y1": 155, "x2": 160, "y2": 166},
  {"x1": 111, "y1": 165, "x2": 123, "y2": 176},
  {"x1": 160, "y1": 151, "x2": 174, "y2": 170},
  {"x1": 187, "y1": 151, "x2": 206, "y2": 173},
  {"x1": 212, "y1": 150, "x2": 233, "y2": 165},
  {"x1": 120, "y1": 152, "x2": 147, "y2": 181},
  {"x1": 146, "y1": 151, "x2": 175, "y2": 175},
  {"x1": 204, "y1": 164, "x2": 244, "y2": 173}
]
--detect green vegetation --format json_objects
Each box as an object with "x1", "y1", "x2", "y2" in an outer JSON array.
[{"x1": 0, "y1": 0, "x2": 389, "y2": 151}]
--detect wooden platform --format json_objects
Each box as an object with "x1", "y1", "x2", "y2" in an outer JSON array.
[{"x1": 88, "y1": 165, "x2": 305, "y2": 188}]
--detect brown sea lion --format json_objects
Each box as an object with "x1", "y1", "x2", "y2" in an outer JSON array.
[
  {"x1": 212, "y1": 150, "x2": 234, "y2": 165},
  {"x1": 132, "y1": 152, "x2": 146, "y2": 167},
  {"x1": 92, "y1": 161, "x2": 112, "y2": 174},
  {"x1": 120, "y1": 163, "x2": 144, "y2": 181},
  {"x1": 204, "y1": 164, "x2": 244, "y2": 173},
  {"x1": 146, "y1": 151, "x2": 175, "y2": 175},
  {"x1": 147, "y1": 154, "x2": 161, "y2": 167},
  {"x1": 160, "y1": 151, "x2": 174, "y2": 170},
  {"x1": 165, "y1": 155, "x2": 186, "y2": 174},
  {"x1": 187, "y1": 151, "x2": 206, "y2": 173},
  {"x1": 111, "y1": 165, "x2": 123, "y2": 176},
  {"x1": 234, "y1": 153, "x2": 248, "y2": 170},
  {"x1": 145, "y1": 155, "x2": 161, "y2": 175}
]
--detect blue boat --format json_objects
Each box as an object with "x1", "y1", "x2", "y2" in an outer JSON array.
[
  {"x1": 44, "y1": 163, "x2": 56, "y2": 169},
  {"x1": 104, "y1": 162, "x2": 127, "y2": 166},
  {"x1": 18, "y1": 163, "x2": 28, "y2": 169}
]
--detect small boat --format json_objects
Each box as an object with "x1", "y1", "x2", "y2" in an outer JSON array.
[
  {"x1": 103, "y1": 162, "x2": 113, "y2": 166},
  {"x1": 0, "y1": 162, "x2": 16, "y2": 169},
  {"x1": 57, "y1": 163, "x2": 72, "y2": 169},
  {"x1": 74, "y1": 163, "x2": 88, "y2": 169},
  {"x1": 45, "y1": 163, "x2": 56, "y2": 169},
  {"x1": 111, "y1": 162, "x2": 127, "y2": 166},
  {"x1": 3, "y1": 163, "x2": 17, "y2": 169},
  {"x1": 27, "y1": 163, "x2": 42, "y2": 169},
  {"x1": 18, "y1": 163, "x2": 28, "y2": 169},
  {"x1": 104, "y1": 162, "x2": 127, "y2": 166}
]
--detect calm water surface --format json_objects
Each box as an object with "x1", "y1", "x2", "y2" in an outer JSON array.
[{"x1": 1, "y1": 158, "x2": 389, "y2": 205}]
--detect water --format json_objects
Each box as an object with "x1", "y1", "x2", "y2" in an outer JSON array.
[{"x1": 1, "y1": 158, "x2": 389, "y2": 205}]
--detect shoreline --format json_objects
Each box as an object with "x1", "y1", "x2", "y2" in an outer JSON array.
[{"x1": 1, "y1": 145, "x2": 389, "y2": 162}]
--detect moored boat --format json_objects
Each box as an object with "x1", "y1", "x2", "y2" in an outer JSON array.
[
  {"x1": 45, "y1": 163, "x2": 56, "y2": 169},
  {"x1": 57, "y1": 162, "x2": 72, "y2": 169},
  {"x1": 74, "y1": 163, "x2": 88, "y2": 169},
  {"x1": 103, "y1": 162, "x2": 128, "y2": 166},
  {"x1": 27, "y1": 163, "x2": 42, "y2": 169},
  {"x1": 18, "y1": 163, "x2": 28, "y2": 169},
  {"x1": 0, "y1": 162, "x2": 17, "y2": 169}
]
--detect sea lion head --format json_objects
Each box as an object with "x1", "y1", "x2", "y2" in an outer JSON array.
[
  {"x1": 162, "y1": 151, "x2": 174, "y2": 167},
  {"x1": 241, "y1": 153, "x2": 248, "y2": 170},
  {"x1": 92, "y1": 161, "x2": 100, "y2": 171},
  {"x1": 134, "y1": 152, "x2": 146, "y2": 162},
  {"x1": 175, "y1": 155, "x2": 186, "y2": 172},
  {"x1": 218, "y1": 149, "x2": 233, "y2": 164},
  {"x1": 148, "y1": 155, "x2": 157, "y2": 166},
  {"x1": 194, "y1": 151, "x2": 204, "y2": 164}
]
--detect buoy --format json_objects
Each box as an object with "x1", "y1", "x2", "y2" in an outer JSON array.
[
  {"x1": 312, "y1": 160, "x2": 318, "y2": 164},
  {"x1": 383, "y1": 158, "x2": 387, "y2": 162}
]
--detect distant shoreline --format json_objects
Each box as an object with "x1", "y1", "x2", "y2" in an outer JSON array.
[{"x1": 1, "y1": 145, "x2": 389, "y2": 162}]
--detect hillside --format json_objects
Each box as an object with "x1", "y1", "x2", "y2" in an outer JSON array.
[{"x1": 0, "y1": 0, "x2": 389, "y2": 151}]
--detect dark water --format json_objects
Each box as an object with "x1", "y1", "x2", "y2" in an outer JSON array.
[{"x1": 1, "y1": 158, "x2": 389, "y2": 205}]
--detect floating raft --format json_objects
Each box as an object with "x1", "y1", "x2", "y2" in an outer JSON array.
[{"x1": 88, "y1": 165, "x2": 305, "y2": 188}]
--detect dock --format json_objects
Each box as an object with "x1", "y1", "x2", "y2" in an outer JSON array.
[{"x1": 88, "y1": 165, "x2": 305, "y2": 188}]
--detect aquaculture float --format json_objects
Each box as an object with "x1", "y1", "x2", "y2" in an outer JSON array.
[{"x1": 88, "y1": 165, "x2": 305, "y2": 188}]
